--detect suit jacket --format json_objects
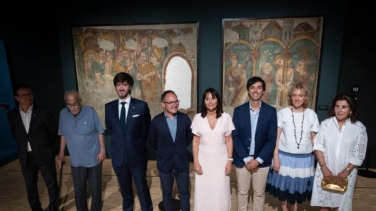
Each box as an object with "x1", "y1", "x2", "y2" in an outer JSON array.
[
  {"x1": 7, "y1": 105, "x2": 58, "y2": 167},
  {"x1": 105, "y1": 98, "x2": 151, "y2": 167},
  {"x1": 232, "y1": 101, "x2": 277, "y2": 168},
  {"x1": 148, "y1": 111, "x2": 193, "y2": 173}
]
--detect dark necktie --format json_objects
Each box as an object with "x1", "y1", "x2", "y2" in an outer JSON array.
[{"x1": 120, "y1": 102, "x2": 126, "y2": 130}]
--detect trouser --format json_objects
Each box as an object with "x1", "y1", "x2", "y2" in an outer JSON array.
[
  {"x1": 112, "y1": 160, "x2": 153, "y2": 211},
  {"x1": 159, "y1": 168, "x2": 190, "y2": 211},
  {"x1": 21, "y1": 152, "x2": 59, "y2": 211},
  {"x1": 236, "y1": 165, "x2": 269, "y2": 211},
  {"x1": 71, "y1": 163, "x2": 102, "y2": 211}
]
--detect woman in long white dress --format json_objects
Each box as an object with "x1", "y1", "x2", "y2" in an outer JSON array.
[
  {"x1": 310, "y1": 93, "x2": 368, "y2": 211},
  {"x1": 191, "y1": 87, "x2": 235, "y2": 211}
]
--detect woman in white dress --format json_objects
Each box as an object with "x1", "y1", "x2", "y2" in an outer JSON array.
[
  {"x1": 266, "y1": 83, "x2": 319, "y2": 211},
  {"x1": 191, "y1": 87, "x2": 235, "y2": 211},
  {"x1": 311, "y1": 93, "x2": 368, "y2": 211}
]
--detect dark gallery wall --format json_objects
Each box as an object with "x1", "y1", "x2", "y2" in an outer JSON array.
[
  {"x1": 337, "y1": 11, "x2": 376, "y2": 169},
  {"x1": 0, "y1": 9, "x2": 66, "y2": 121},
  {"x1": 0, "y1": 4, "x2": 66, "y2": 163}
]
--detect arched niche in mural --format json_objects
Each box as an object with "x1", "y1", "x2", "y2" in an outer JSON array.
[{"x1": 163, "y1": 52, "x2": 197, "y2": 119}]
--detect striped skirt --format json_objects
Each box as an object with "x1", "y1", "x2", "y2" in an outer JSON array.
[{"x1": 266, "y1": 150, "x2": 315, "y2": 204}]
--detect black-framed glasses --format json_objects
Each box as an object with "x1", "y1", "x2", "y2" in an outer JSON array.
[
  {"x1": 19, "y1": 93, "x2": 33, "y2": 99},
  {"x1": 66, "y1": 104, "x2": 80, "y2": 109},
  {"x1": 163, "y1": 100, "x2": 180, "y2": 105}
]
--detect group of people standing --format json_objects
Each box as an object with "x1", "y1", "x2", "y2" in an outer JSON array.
[{"x1": 7, "y1": 72, "x2": 368, "y2": 211}]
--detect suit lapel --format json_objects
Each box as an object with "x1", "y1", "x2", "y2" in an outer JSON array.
[
  {"x1": 124, "y1": 99, "x2": 136, "y2": 132},
  {"x1": 164, "y1": 113, "x2": 175, "y2": 143},
  {"x1": 243, "y1": 103, "x2": 252, "y2": 138},
  {"x1": 28, "y1": 107, "x2": 37, "y2": 134},
  {"x1": 254, "y1": 102, "x2": 264, "y2": 137},
  {"x1": 112, "y1": 100, "x2": 122, "y2": 131},
  {"x1": 13, "y1": 110, "x2": 28, "y2": 135},
  {"x1": 175, "y1": 112, "x2": 185, "y2": 141}
]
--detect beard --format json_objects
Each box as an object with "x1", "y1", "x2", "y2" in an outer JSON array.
[{"x1": 117, "y1": 92, "x2": 129, "y2": 99}]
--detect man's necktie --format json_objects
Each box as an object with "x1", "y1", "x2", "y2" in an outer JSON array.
[{"x1": 120, "y1": 102, "x2": 126, "y2": 130}]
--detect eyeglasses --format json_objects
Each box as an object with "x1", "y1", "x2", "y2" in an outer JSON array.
[
  {"x1": 66, "y1": 104, "x2": 80, "y2": 109},
  {"x1": 163, "y1": 100, "x2": 180, "y2": 105},
  {"x1": 18, "y1": 93, "x2": 33, "y2": 99}
]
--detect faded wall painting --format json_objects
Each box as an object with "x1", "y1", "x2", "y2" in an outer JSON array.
[
  {"x1": 71, "y1": 23, "x2": 198, "y2": 127},
  {"x1": 222, "y1": 17, "x2": 323, "y2": 115}
]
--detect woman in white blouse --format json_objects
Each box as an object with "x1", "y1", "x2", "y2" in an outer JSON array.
[
  {"x1": 266, "y1": 83, "x2": 319, "y2": 211},
  {"x1": 310, "y1": 93, "x2": 368, "y2": 211}
]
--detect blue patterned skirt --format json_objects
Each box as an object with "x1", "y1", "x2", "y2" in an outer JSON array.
[{"x1": 266, "y1": 150, "x2": 315, "y2": 204}]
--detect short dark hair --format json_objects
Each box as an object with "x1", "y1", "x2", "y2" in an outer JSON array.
[
  {"x1": 201, "y1": 87, "x2": 223, "y2": 118},
  {"x1": 328, "y1": 93, "x2": 359, "y2": 123},
  {"x1": 13, "y1": 83, "x2": 32, "y2": 96},
  {"x1": 161, "y1": 90, "x2": 176, "y2": 102},
  {"x1": 246, "y1": 76, "x2": 266, "y2": 91},
  {"x1": 113, "y1": 72, "x2": 134, "y2": 94}
]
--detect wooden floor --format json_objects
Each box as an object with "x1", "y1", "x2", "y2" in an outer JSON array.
[{"x1": 1, "y1": 157, "x2": 376, "y2": 211}]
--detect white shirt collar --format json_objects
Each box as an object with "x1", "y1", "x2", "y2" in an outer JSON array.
[
  {"x1": 19, "y1": 104, "x2": 33, "y2": 114},
  {"x1": 118, "y1": 96, "x2": 131, "y2": 105}
]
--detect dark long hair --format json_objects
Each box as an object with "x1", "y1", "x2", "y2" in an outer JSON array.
[
  {"x1": 200, "y1": 88, "x2": 223, "y2": 118},
  {"x1": 328, "y1": 93, "x2": 359, "y2": 123}
]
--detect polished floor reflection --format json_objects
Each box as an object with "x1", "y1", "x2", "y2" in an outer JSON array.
[{"x1": 1, "y1": 157, "x2": 375, "y2": 211}]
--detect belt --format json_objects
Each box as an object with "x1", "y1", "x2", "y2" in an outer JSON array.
[{"x1": 27, "y1": 151, "x2": 33, "y2": 156}]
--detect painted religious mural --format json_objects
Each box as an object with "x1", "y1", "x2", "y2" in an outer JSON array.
[
  {"x1": 71, "y1": 23, "x2": 198, "y2": 127},
  {"x1": 222, "y1": 17, "x2": 323, "y2": 115}
]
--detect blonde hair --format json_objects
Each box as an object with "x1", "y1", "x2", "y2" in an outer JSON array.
[{"x1": 287, "y1": 83, "x2": 310, "y2": 108}]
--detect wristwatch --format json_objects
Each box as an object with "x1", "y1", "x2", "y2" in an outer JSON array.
[{"x1": 228, "y1": 158, "x2": 233, "y2": 161}]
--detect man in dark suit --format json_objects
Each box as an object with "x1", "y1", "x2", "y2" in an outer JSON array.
[
  {"x1": 148, "y1": 90, "x2": 193, "y2": 211},
  {"x1": 232, "y1": 76, "x2": 277, "y2": 211},
  {"x1": 105, "y1": 72, "x2": 153, "y2": 211},
  {"x1": 7, "y1": 83, "x2": 59, "y2": 211}
]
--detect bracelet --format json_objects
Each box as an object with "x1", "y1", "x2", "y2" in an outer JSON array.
[
  {"x1": 319, "y1": 163, "x2": 325, "y2": 167},
  {"x1": 228, "y1": 158, "x2": 233, "y2": 161}
]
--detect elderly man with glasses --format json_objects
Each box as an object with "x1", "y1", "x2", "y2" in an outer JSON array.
[{"x1": 57, "y1": 90, "x2": 106, "y2": 211}]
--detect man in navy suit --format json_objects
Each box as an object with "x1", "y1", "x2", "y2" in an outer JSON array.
[
  {"x1": 7, "y1": 83, "x2": 59, "y2": 211},
  {"x1": 105, "y1": 72, "x2": 153, "y2": 211},
  {"x1": 232, "y1": 76, "x2": 277, "y2": 211},
  {"x1": 148, "y1": 90, "x2": 193, "y2": 211}
]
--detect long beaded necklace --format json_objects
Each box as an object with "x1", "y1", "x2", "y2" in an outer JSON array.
[{"x1": 291, "y1": 107, "x2": 305, "y2": 149}]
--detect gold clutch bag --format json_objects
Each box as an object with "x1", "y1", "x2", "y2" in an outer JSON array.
[{"x1": 321, "y1": 176, "x2": 348, "y2": 193}]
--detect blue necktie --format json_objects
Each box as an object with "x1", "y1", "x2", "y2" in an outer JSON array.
[{"x1": 120, "y1": 102, "x2": 126, "y2": 130}]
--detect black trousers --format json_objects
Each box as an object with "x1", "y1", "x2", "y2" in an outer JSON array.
[
  {"x1": 21, "y1": 152, "x2": 59, "y2": 211},
  {"x1": 159, "y1": 168, "x2": 190, "y2": 211},
  {"x1": 71, "y1": 163, "x2": 102, "y2": 211}
]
